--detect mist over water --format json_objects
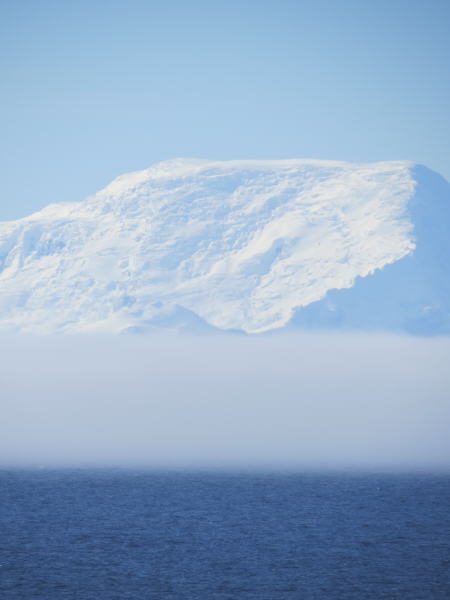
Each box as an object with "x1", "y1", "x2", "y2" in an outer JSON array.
[{"x1": 1, "y1": 333, "x2": 450, "y2": 471}]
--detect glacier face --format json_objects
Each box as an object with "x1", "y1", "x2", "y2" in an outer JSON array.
[{"x1": 0, "y1": 158, "x2": 448, "y2": 335}]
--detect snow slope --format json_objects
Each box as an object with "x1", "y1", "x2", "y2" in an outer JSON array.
[
  {"x1": 0, "y1": 158, "x2": 448, "y2": 334},
  {"x1": 290, "y1": 165, "x2": 450, "y2": 335}
]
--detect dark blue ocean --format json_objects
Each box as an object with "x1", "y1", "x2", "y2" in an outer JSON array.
[{"x1": 1, "y1": 471, "x2": 449, "y2": 599}]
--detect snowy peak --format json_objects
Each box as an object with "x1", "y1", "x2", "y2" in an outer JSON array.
[{"x1": 0, "y1": 159, "x2": 448, "y2": 334}]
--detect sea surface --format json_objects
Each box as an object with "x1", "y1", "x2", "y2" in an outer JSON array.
[{"x1": 1, "y1": 470, "x2": 449, "y2": 599}]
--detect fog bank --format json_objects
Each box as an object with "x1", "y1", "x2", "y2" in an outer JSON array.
[{"x1": 1, "y1": 333, "x2": 450, "y2": 471}]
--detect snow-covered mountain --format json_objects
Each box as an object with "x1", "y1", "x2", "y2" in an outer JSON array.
[{"x1": 0, "y1": 158, "x2": 449, "y2": 335}]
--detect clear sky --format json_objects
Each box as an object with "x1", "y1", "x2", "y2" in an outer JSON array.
[{"x1": 1, "y1": 0, "x2": 449, "y2": 220}]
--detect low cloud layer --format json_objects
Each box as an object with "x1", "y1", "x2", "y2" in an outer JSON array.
[{"x1": 1, "y1": 333, "x2": 450, "y2": 471}]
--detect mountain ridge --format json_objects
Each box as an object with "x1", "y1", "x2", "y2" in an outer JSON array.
[{"x1": 0, "y1": 158, "x2": 448, "y2": 335}]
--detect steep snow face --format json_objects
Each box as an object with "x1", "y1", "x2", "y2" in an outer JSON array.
[
  {"x1": 0, "y1": 158, "x2": 422, "y2": 333},
  {"x1": 291, "y1": 165, "x2": 450, "y2": 335}
]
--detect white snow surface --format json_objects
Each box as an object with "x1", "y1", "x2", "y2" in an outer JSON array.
[{"x1": 0, "y1": 158, "x2": 420, "y2": 334}]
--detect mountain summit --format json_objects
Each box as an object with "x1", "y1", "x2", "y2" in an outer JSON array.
[{"x1": 0, "y1": 158, "x2": 449, "y2": 334}]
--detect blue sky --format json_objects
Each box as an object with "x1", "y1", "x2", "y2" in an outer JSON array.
[{"x1": 1, "y1": 0, "x2": 449, "y2": 220}]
